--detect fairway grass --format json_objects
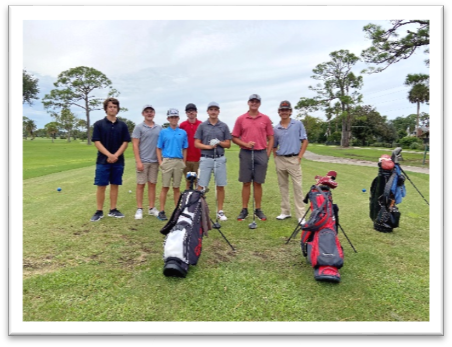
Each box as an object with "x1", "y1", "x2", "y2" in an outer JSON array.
[{"x1": 22, "y1": 142, "x2": 430, "y2": 322}]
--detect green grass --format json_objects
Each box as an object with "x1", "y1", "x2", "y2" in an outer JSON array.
[
  {"x1": 307, "y1": 144, "x2": 430, "y2": 168},
  {"x1": 22, "y1": 141, "x2": 430, "y2": 321}
]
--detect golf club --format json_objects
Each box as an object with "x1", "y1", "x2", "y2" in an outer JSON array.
[
  {"x1": 285, "y1": 209, "x2": 309, "y2": 244},
  {"x1": 392, "y1": 147, "x2": 429, "y2": 206},
  {"x1": 212, "y1": 144, "x2": 221, "y2": 229},
  {"x1": 249, "y1": 145, "x2": 257, "y2": 229}
]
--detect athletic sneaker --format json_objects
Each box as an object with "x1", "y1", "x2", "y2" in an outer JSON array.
[
  {"x1": 158, "y1": 211, "x2": 168, "y2": 221},
  {"x1": 217, "y1": 210, "x2": 228, "y2": 221},
  {"x1": 148, "y1": 207, "x2": 159, "y2": 217},
  {"x1": 134, "y1": 208, "x2": 143, "y2": 220},
  {"x1": 276, "y1": 214, "x2": 291, "y2": 220},
  {"x1": 298, "y1": 218, "x2": 306, "y2": 225},
  {"x1": 254, "y1": 208, "x2": 267, "y2": 221},
  {"x1": 108, "y1": 208, "x2": 125, "y2": 218},
  {"x1": 90, "y1": 210, "x2": 103, "y2": 222},
  {"x1": 237, "y1": 208, "x2": 248, "y2": 221}
]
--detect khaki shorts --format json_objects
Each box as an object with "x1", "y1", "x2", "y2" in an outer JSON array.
[
  {"x1": 183, "y1": 161, "x2": 200, "y2": 183},
  {"x1": 136, "y1": 162, "x2": 159, "y2": 184},
  {"x1": 161, "y1": 158, "x2": 186, "y2": 188}
]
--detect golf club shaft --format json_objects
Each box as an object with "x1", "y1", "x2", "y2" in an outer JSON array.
[
  {"x1": 251, "y1": 146, "x2": 255, "y2": 223},
  {"x1": 213, "y1": 146, "x2": 219, "y2": 223},
  {"x1": 399, "y1": 166, "x2": 429, "y2": 206},
  {"x1": 210, "y1": 218, "x2": 235, "y2": 251},
  {"x1": 337, "y1": 223, "x2": 358, "y2": 253},
  {"x1": 285, "y1": 209, "x2": 309, "y2": 244}
]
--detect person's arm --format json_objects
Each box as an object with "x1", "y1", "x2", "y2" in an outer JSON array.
[
  {"x1": 298, "y1": 139, "x2": 309, "y2": 163},
  {"x1": 266, "y1": 135, "x2": 274, "y2": 158},
  {"x1": 182, "y1": 148, "x2": 187, "y2": 164},
  {"x1": 232, "y1": 136, "x2": 254, "y2": 148},
  {"x1": 132, "y1": 138, "x2": 143, "y2": 171},
  {"x1": 114, "y1": 142, "x2": 128, "y2": 159},
  {"x1": 219, "y1": 139, "x2": 231, "y2": 148},
  {"x1": 156, "y1": 147, "x2": 163, "y2": 166},
  {"x1": 94, "y1": 141, "x2": 116, "y2": 163}
]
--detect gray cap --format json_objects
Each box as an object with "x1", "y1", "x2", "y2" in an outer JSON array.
[
  {"x1": 142, "y1": 104, "x2": 155, "y2": 112},
  {"x1": 167, "y1": 108, "x2": 179, "y2": 117},
  {"x1": 207, "y1": 101, "x2": 220, "y2": 110},
  {"x1": 248, "y1": 94, "x2": 261, "y2": 101}
]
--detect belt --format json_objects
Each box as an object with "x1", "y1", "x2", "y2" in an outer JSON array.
[
  {"x1": 201, "y1": 154, "x2": 224, "y2": 158},
  {"x1": 280, "y1": 153, "x2": 299, "y2": 157}
]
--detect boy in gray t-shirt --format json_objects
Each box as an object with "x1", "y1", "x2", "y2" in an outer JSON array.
[
  {"x1": 194, "y1": 102, "x2": 232, "y2": 221},
  {"x1": 132, "y1": 104, "x2": 162, "y2": 219}
]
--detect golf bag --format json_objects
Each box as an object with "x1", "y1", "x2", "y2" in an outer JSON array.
[
  {"x1": 160, "y1": 189, "x2": 211, "y2": 278},
  {"x1": 369, "y1": 154, "x2": 406, "y2": 233},
  {"x1": 300, "y1": 184, "x2": 344, "y2": 282}
]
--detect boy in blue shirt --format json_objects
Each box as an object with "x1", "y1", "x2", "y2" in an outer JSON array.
[{"x1": 156, "y1": 108, "x2": 188, "y2": 220}]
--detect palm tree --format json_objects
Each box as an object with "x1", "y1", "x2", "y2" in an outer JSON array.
[
  {"x1": 44, "y1": 122, "x2": 60, "y2": 143},
  {"x1": 24, "y1": 118, "x2": 37, "y2": 140},
  {"x1": 405, "y1": 74, "x2": 429, "y2": 135}
]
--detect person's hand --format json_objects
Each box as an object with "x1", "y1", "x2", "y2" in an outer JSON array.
[
  {"x1": 136, "y1": 162, "x2": 144, "y2": 172},
  {"x1": 246, "y1": 141, "x2": 255, "y2": 149}
]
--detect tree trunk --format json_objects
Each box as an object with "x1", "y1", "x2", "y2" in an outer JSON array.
[
  {"x1": 67, "y1": 130, "x2": 71, "y2": 142},
  {"x1": 341, "y1": 115, "x2": 351, "y2": 147},
  {"x1": 85, "y1": 96, "x2": 92, "y2": 145},
  {"x1": 416, "y1": 102, "x2": 420, "y2": 136}
]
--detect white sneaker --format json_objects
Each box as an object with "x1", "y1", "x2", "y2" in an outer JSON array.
[
  {"x1": 298, "y1": 218, "x2": 306, "y2": 225},
  {"x1": 217, "y1": 210, "x2": 228, "y2": 221},
  {"x1": 276, "y1": 214, "x2": 291, "y2": 220},
  {"x1": 148, "y1": 207, "x2": 159, "y2": 217},
  {"x1": 135, "y1": 208, "x2": 143, "y2": 220}
]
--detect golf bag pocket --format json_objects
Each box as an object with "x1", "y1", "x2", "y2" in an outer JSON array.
[
  {"x1": 310, "y1": 228, "x2": 343, "y2": 269},
  {"x1": 314, "y1": 266, "x2": 341, "y2": 282},
  {"x1": 163, "y1": 225, "x2": 188, "y2": 264}
]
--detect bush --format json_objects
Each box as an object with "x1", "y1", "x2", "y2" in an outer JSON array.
[
  {"x1": 370, "y1": 142, "x2": 383, "y2": 147},
  {"x1": 409, "y1": 142, "x2": 423, "y2": 150},
  {"x1": 399, "y1": 136, "x2": 422, "y2": 149},
  {"x1": 59, "y1": 135, "x2": 66, "y2": 140}
]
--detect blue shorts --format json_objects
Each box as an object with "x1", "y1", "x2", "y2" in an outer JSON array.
[
  {"x1": 198, "y1": 156, "x2": 227, "y2": 188},
  {"x1": 94, "y1": 163, "x2": 125, "y2": 186}
]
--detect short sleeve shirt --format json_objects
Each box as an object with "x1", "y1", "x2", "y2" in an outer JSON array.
[
  {"x1": 131, "y1": 122, "x2": 162, "y2": 163},
  {"x1": 231, "y1": 112, "x2": 274, "y2": 150},
  {"x1": 273, "y1": 119, "x2": 308, "y2": 155},
  {"x1": 194, "y1": 120, "x2": 232, "y2": 156},
  {"x1": 92, "y1": 117, "x2": 131, "y2": 165},
  {"x1": 157, "y1": 127, "x2": 189, "y2": 159},
  {"x1": 180, "y1": 119, "x2": 202, "y2": 162}
]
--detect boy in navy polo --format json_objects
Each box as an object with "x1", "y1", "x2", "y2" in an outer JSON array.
[
  {"x1": 90, "y1": 97, "x2": 131, "y2": 222},
  {"x1": 156, "y1": 108, "x2": 188, "y2": 221}
]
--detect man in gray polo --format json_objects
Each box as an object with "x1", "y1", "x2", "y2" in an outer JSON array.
[
  {"x1": 273, "y1": 100, "x2": 309, "y2": 223},
  {"x1": 194, "y1": 102, "x2": 232, "y2": 221}
]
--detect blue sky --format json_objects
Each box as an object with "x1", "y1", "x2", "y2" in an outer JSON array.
[{"x1": 8, "y1": 5, "x2": 444, "y2": 335}]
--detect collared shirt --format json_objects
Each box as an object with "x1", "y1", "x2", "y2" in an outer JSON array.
[
  {"x1": 180, "y1": 119, "x2": 202, "y2": 162},
  {"x1": 273, "y1": 119, "x2": 308, "y2": 156},
  {"x1": 231, "y1": 112, "x2": 274, "y2": 150},
  {"x1": 131, "y1": 122, "x2": 162, "y2": 163},
  {"x1": 157, "y1": 126, "x2": 188, "y2": 159},
  {"x1": 194, "y1": 119, "x2": 232, "y2": 156},
  {"x1": 92, "y1": 117, "x2": 131, "y2": 165}
]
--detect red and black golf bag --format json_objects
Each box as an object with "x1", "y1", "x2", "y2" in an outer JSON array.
[
  {"x1": 369, "y1": 153, "x2": 406, "y2": 233},
  {"x1": 160, "y1": 189, "x2": 211, "y2": 278},
  {"x1": 301, "y1": 184, "x2": 344, "y2": 282}
]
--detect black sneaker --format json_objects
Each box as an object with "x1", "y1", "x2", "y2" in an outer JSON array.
[
  {"x1": 158, "y1": 211, "x2": 168, "y2": 221},
  {"x1": 254, "y1": 208, "x2": 267, "y2": 221},
  {"x1": 108, "y1": 208, "x2": 125, "y2": 218},
  {"x1": 90, "y1": 210, "x2": 103, "y2": 222},
  {"x1": 237, "y1": 208, "x2": 248, "y2": 221}
]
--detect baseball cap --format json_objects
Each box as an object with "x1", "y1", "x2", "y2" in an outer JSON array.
[
  {"x1": 279, "y1": 100, "x2": 292, "y2": 109},
  {"x1": 248, "y1": 94, "x2": 261, "y2": 101},
  {"x1": 207, "y1": 101, "x2": 220, "y2": 110},
  {"x1": 142, "y1": 104, "x2": 155, "y2": 112},
  {"x1": 185, "y1": 103, "x2": 197, "y2": 111},
  {"x1": 167, "y1": 108, "x2": 179, "y2": 117}
]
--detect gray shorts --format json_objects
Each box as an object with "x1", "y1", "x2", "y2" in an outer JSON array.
[
  {"x1": 198, "y1": 156, "x2": 227, "y2": 188},
  {"x1": 239, "y1": 149, "x2": 268, "y2": 184},
  {"x1": 136, "y1": 162, "x2": 159, "y2": 184}
]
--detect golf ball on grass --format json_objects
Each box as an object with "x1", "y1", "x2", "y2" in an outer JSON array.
[
  {"x1": 129, "y1": 190, "x2": 132, "y2": 193},
  {"x1": 57, "y1": 187, "x2": 61, "y2": 192}
]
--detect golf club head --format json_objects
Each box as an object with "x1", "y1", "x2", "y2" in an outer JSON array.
[
  {"x1": 212, "y1": 222, "x2": 221, "y2": 229},
  {"x1": 248, "y1": 221, "x2": 257, "y2": 229},
  {"x1": 391, "y1": 147, "x2": 402, "y2": 164}
]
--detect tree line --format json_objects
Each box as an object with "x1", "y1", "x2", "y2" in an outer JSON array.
[{"x1": 23, "y1": 20, "x2": 429, "y2": 147}]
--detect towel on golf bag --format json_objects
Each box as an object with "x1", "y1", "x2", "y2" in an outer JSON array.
[
  {"x1": 369, "y1": 155, "x2": 406, "y2": 233},
  {"x1": 301, "y1": 185, "x2": 344, "y2": 282},
  {"x1": 160, "y1": 189, "x2": 211, "y2": 277}
]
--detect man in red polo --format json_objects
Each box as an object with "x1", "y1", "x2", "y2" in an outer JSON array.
[
  {"x1": 180, "y1": 103, "x2": 202, "y2": 190},
  {"x1": 231, "y1": 94, "x2": 274, "y2": 221}
]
